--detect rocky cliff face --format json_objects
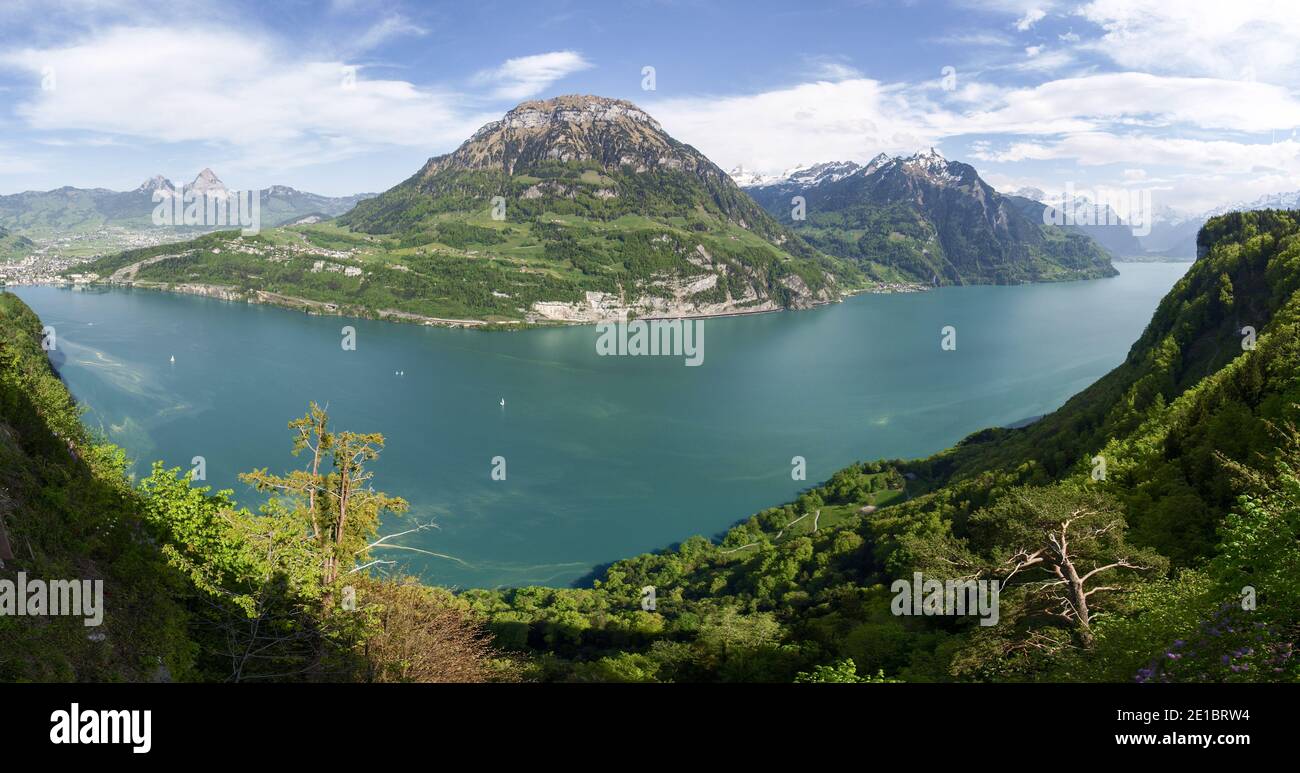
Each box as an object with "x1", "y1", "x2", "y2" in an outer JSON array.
[{"x1": 424, "y1": 96, "x2": 704, "y2": 176}]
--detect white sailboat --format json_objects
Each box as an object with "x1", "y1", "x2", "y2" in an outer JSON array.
[{"x1": 500, "y1": 397, "x2": 506, "y2": 407}]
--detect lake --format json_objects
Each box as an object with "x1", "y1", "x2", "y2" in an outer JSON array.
[{"x1": 12, "y1": 261, "x2": 1190, "y2": 588}]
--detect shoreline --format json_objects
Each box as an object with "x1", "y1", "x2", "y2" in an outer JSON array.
[{"x1": 19, "y1": 277, "x2": 929, "y2": 331}]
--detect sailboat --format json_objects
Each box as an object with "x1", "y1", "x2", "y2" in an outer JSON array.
[
  {"x1": 169, "y1": 355, "x2": 175, "y2": 363},
  {"x1": 500, "y1": 398, "x2": 506, "y2": 407}
]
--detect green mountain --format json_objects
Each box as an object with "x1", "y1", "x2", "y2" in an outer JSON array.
[
  {"x1": 337, "y1": 94, "x2": 850, "y2": 317},
  {"x1": 0, "y1": 171, "x2": 372, "y2": 238},
  {"x1": 80, "y1": 96, "x2": 855, "y2": 324},
  {"x1": 743, "y1": 150, "x2": 1117, "y2": 286},
  {"x1": 0, "y1": 226, "x2": 34, "y2": 261}
]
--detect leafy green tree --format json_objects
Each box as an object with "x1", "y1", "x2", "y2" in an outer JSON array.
[
  {"x1": 242, "y1": 402, "x2": 409, "y2": 605},
  {"x1": 795, "y1": 659, "x2": 900, "y2": 683}
]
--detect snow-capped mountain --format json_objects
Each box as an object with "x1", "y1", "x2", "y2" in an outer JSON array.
[
  {"x1": 726, "y1": 165, "x2": 784, "y2": 187},
  {"x1": 1003, "y1": 187, "x2": 1145, "y2": 258},
  {"x1": 735, "y1": 151, "x2": 962, "y2": 192},
  {"x1": 1141, "y1": 191, "x2": 1300, "y2": 257},
  {"x1": 733, "y1": 160, "x2": 864, "y2": 190},
  {"x1": 1203, "y1": 190, "x2": 1300, "y2": 219},
  {"x1": 740, "y1": 148, "x2": 1116, "y2": 286}
]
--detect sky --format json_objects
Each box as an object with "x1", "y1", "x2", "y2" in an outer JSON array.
[{"x1": 0, "y1": 0, "x2": 1297, "y2": 214}]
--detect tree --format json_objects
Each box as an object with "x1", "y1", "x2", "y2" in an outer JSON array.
[
  {"x1": 355, "y1": 577, "x2": 501, "y2": 683},
  {"x1": 794, "y1": 659, "x2": 900, "y2": 683},
  {"x1": 138, "y1": 465, "x2": 322, "y2": 681},
  {"x1": 972, "y1": 485, "x2": 1166, "y2": 648},
  {"x1": 241, "y1": 402, "x2": 409, "y2": 606}
]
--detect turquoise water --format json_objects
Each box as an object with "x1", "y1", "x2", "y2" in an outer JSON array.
[{"x1": 12, "y1": 262, "x2": 1189, "y2": 588}]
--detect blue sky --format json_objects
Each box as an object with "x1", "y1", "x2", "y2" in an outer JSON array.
[{"x1": 0, "y1": 0, "x2": 1297, "y2": 213}]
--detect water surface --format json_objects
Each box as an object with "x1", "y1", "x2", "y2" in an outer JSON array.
[{"x1": 12, "y1": 262, "x2": 1189, "y2": 587}]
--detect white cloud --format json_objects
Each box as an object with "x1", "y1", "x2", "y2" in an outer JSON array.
[
  {"x1": 1025, "y1": 45, "x2": 1042, "y2": 57},
  {"x1": 946, "y1": 73, "x2": 1300, "y2": 135},
  {"x1": 0, "y1": 26, "x2": 498, "y2": 172},
  {"x1": 473, "y1": 51, "x2": 592, "y2": 101},
  {"x1": 1077, "y1": 0, "x2": 1300, "y2": 83},
  {"x1": 1015, "y1": 8, "x2": 1046, "y2": 31},
  {"x1": 973, "y1": 133, "x2": 1300, "y2": 173},
  {"x1": 803, "y1": 55, "x2": 863, "y2": 82},
  {"x1": 646, "y1": 79, "x2": 937, "y2": 175},
  {"x1": 351, "y1": 14, "x2": 427, "y2": 53}
]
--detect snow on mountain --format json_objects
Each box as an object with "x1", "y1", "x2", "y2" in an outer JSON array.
[
  {"x1": 732, "y1": 149, "x2": 965, "y2": 191},
  {"x1": 1203, "y1": 190, "x2": 1300, "y2": 219}
]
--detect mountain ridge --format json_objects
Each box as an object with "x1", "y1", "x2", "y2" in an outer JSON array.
[{"x1": 742, "y1": 149, "x2": 1117, "y2": 285}]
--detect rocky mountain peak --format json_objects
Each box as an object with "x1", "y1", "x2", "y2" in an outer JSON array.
[
  {"x1": 495, "y1": 94, "x2": 662, "y2": 132},
  {"x1": 427, "y1": 95, "x2": 700, "y2": 177},
  {"x1": 136, "y1": 175, "x2": 175, "y2": 194},
  {"x1": 1008, "y1": 186, "x2": 1047, "y2": 202}
]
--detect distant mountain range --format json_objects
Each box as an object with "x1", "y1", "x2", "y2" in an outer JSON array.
[
  {"x1": 82, "y1": 95, "x2": 851, "y2": 323},
  {"x1": 1002, "y1": 187, "x2": 1145, "y2": 259},
  {"x1": 0, "y1": 170, "x2": 373, "y2": 238},
  {"x1": 1140, "y1": 191, "x2": 1300, "y2": 257},
  {"x1": 998, "y1": 187, "x2": 1300, "y2": 260},
  {"x1": 741, "y1": 149, "x2": 1116, "y2": 285},
  {"x1": 77, "y1": 96, "x2": 1144, "y2": 323}
]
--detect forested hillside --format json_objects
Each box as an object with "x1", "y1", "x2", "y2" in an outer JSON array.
[{"x1": 0, "y1": 293, "x2": 190, "y2": 680}]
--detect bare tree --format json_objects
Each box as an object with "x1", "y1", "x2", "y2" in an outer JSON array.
[{"x1": 975, "y1": 486, "x2": 1166, "y2": 648}]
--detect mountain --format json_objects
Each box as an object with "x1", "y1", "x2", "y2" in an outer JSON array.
[
  {"x1": 79, "y1": 96, "x2": 853, "y2": 324},
  {"x1": 1139, "y1": 191, "x2": 1300, "y2": 258},
  {"x1": 1003, "y1": 188, "x2": 1145, "y2": 259},
  {"x1": 0, "y1": 172, "x2": 373, "y2": 237},
  {"x1": 333, "y1": 95, "x2": 853, "y2": 317},
  {"x1": 0, "y1": 225, "x2": 35, "y2": 261},
  {"x1": 1204, "y1": 190, "x2": 1300, "y2": 219},
  {"x1": 1139, "y1": 203, "x2": 1203, "y2": 257},
  {"x1": 742, "y1": 149, "x2": 1116, "y2": 285},
  {"x1": 728, "y1": 161, "x2": 861, "y2": 191}
]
